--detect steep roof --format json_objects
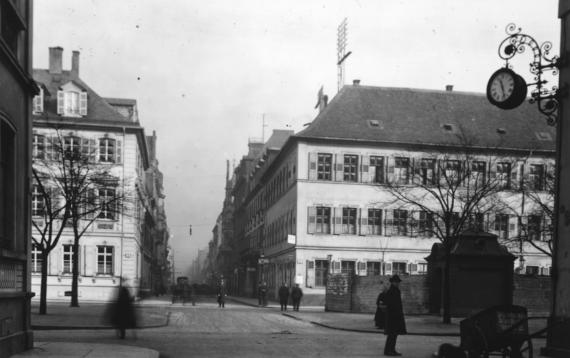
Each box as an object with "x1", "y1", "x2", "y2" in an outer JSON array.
[
  {"x1": 33, "y1": 69, "x2": 129, "y2": 124},
  {"x1": 297, "y1": 85, "x2": 556, "y2": 153},
  {"x1": 264, "y1": 129, "x2": 294, "y2": 150}
]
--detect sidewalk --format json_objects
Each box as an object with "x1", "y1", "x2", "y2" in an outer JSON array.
[
  {"x1": 12, "y1": 297, "x2": 172, "y2": 358},
  {"x1": 228, "y1": 296, "x2": 549, "y2": 337}
]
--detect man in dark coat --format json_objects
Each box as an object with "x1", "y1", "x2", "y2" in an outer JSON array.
[
  {"x1": 383, "y1": 275, "x2": 406, "y2": 356},
  {"x1": 291, "y1": 283, "x2": 303, "y2": 311},
  {"x1": 278, "y1": 283, "x2": 290, "y2": 311},
  {"x1": 109, "y1": 280, "x2": 137, "y2": 339},
  {"x1": 258, "y1": 281, "x2": 268, "y2": 307}
]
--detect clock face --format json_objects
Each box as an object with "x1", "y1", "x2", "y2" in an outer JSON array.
[
  {"x1": 489, "y1": 71, "x2": 515, "y2": 103},
  {"x1": 486, "y1": 68, "x2": 527, "y2": 110}
]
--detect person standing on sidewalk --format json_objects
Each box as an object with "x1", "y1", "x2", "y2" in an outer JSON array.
[
  {"x1": 278, "y1": 283, "x2": 290, "y2": 311},
  {"x1": 109, "y1": 278, "x2": 137, "y2": 339},
  {"x1": 217, "y1": 280, "x2": 227, "y2": 308},
  {"x1": 383, "y1": 275, "x2": 406, "y2": 356},
  {"x1": 259, "y1": 281, "x2": 268, "y2": 307},
  {"x1": 291, "y1": 283, "x2": 303, "y2": 311}
]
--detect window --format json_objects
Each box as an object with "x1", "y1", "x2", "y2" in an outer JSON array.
[
  {"x1": 0, "y1": 120, "x2": 15, "y2": 249},
  {"x1": 367, "y1": 261, "x2": 381, "y2": 276},
  {"x1": 32, "y1": 134, "x2": 46, "y2": 159},
  {"x1": 392, "y1": 262, "x2": 407, "y2": 275},
  {"x1": 33, "y1": 87, "x2": 44, "y2": 114},
  {"x1": 444, "y1": 160, "x2": 461, "y2": 185},
  {"x1": 529, "y1": 164, "x2": 545, "y2": 190},
  {"x1": 315, "y1": 260, "x2": 329, "y2": 287},
  {"x1": 341, "y1": 260, "x2": 355, "y2": 275},
  {"x1": 65, "y1": 91, "x2": 80, "y2": 116},
  {"x1": 368, "y1": 209, "x2": 382, "y2": 235},
  {"x1": 419, "y1": 159, "x2": 435, "y2": 185},
  {"x1": 497, "y1": 162, "x2": 511, "y2": 189},
  {"x1": 98, "y1": 188, "x2": 116, "y2": 220},
  {"x1": 527, "y1": 215, "x2": 542, "y2": 241},
  {"x1": 63, "y1": 244, "x2": 74, "y2": 274},
  {"x1": 31, "y1": 185, "x2": 45, "y2": 217},
  {"x1": 394, "y1": 157, "x2": 409, "y2": 184},
  {"x1": 97, "y1": 246, "x2": 114, "y2": 275},
  {"x1": 99, "y1": 138, "x2": 116, "y2": 163},
  {"x1": 58, "y1": 89, "x2": 87, "y2": 117},
  {"x1": 417, "y1": 262, "x2": 428, "y2": 274},
  {"x1": 64, "y1": 135, "x2": 81, "y2": 157},
  {"x1": 342, "y1": 207, "x2": 357, "y2": 234},
  {"x1": 370, "y1": 156, "x2": 385, "y2": 183},
  {"x1": 317, "y1": 153, "x2": 332, "y2": 180},
  {"x1": 470, "y1": 161, "x2": 486, "y2": 187},
  {"x1": 468, "y1": 213, "x2": 485, "y2": 232},
  {"x1": 343, "y1": 155, "x2": 358, "y2": 182},
  {"x1": 316, "y1": 207, "x2": 331, "y2": 234},
  {"x1": 1, "y1": 0, "x2": 25, "y2": 59},
  {"x1": 525, "y1": 266, "x2": 539, "y2": 276},
  {"x1": 32, "y1": 244, "x2": 43, "y2": 273},
  {"x1": 393, "y1": 209, "x2": 408, "y2": 236},
  {"x1": 494, "y1": 214, "x2": 509, "y2": 239},
  {"x1": 418, "y1": 211, "x2": 433, "y2": 237}
]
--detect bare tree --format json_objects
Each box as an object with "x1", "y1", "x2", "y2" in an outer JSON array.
[
  {"x1": 378, "y1": 136, "x2": 521, "y2": 323},
  {"x1": 32, "y1": 129, "x2": 130, "y2": 308}
]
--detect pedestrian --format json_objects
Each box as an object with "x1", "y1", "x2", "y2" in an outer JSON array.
[
  {"x1": 291, "y1": 283, "x2": 303, "y2": 311},
  {"x1": 259, "y1": 281, "x2": 268, "y2": 307},
  {"x1": 278, "y1": 283, "x2": 290, "y2": 311},
  {"x1": 374, "y1": 287, "x2": 387, "y2": 329},
  {"x1": 382, "y1": 275, "x2": 406, "y2": 356},
  {"x1": 217, "y1": 281, "x2": 227, "y2": 308},
  {"x1": 109, "y1": 278, "x2": 137, "y2": 339},
  {"x1": 257, "y1": 281, "x2": 263, "y2": 306}
]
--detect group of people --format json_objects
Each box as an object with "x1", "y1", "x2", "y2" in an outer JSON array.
[
  {"x1": 277, "y1": 282, "x2": 304, "y2": 311},
  {"x1": 375, "y1": 275, "x2": 407, "y2": 357},
  {"x1": 258, "y1": 281, "x2": 303, "y2": 311}
]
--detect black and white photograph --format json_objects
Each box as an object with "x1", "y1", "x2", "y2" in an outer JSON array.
[{"x1": 1, "y1": 1, "x2": 570, "y2": 357}]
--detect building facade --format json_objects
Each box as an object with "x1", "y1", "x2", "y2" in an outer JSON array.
[
  {"x1": 30, "y1": 47, "x2": 168, "y2": 301},
  {"x1": 0, "y1": 1, "x2": 35, "y2": 356},
  {"x1": 227, "y1": 84, "x2": 555, "y2": 304}
]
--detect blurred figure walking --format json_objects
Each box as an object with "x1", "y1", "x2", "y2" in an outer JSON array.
[{"x1": 109, "y1": 278, "x2": 137, "y2": 339}]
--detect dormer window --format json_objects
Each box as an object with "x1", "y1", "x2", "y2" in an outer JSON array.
[
  {"x1": 33, "y1": 87, "x2": 44, "y2": 114},
  {"x1": 57, "y1": 82, "x2": 87, "y2": 117}
]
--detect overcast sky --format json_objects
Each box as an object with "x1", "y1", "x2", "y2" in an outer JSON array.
[{"x1": 33, "y1": 0, "x2": 560, "y2": 276}]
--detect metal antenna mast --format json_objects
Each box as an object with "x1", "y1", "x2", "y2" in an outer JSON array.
[
  {"x1": 337, "y1": 18, "x2": 352, "y2": 92},
  {"x1": 261, "y1": 113, "x2": 267, "y2": 142}
]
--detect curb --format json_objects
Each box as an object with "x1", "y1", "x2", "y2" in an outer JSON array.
[{"x1": 32, "y1": 311, "x2": 171, "y2": 331}]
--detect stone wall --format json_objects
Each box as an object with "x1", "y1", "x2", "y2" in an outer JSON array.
[{"x1": 326, "y1": 273, "x2": 551, "y2": 315}]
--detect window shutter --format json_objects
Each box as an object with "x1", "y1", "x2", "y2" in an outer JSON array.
[
  {"x1": 520, "y1": 215, "x2": 528, "y2": 238},
  {"x1": 410, "y1": 263, "x2": 418, "y2": 274},
  {"x1": 306, "y1": 260, "x2": 315, "y2": 288},
  {"x1": 308, "y1": 152, "x2": 317, "y2": 180},
  {"x1": 359, "y1": 208, "x2": 368, "y2": 235},
  {"x1": 384, "y1": 209, "x2": 394, "y2": 236},
  {"x1": 510, "y1": 163, "x2": 518, "y2": 187},
  {"x1": 33, "y1": 89, "x2": 44, "y2": 113},
  {"x1": 410, "y1": 211, "x2": 419, "y2": 237},
  {"x1": 361, "y1": 155, "x2": 369, "y2": 183},
  {"x1": 79, "y1": 92, "x2": 88, "y2": 115},
  {"x1": 116, "y1": 139, "x2": 122, "y2": 163},
  {"x1": 57, "y1": 246, "x2": 63, "y2": 274},
  {"x1": 57, "y1": 91, "x2": 64, "y2": 114},
  {"x1": 508, "y1": 215, "x2": 517, "y2": 238},
  {"x1": 387, "y1": 157, "x2": 395, "y2": 183},
  {"x1": 333, "y1": 207, "x2": 342, "y2": 234},
  {"x1": 489, "y1": 161, "x2": 497, "y2": 180},
  {"x1": 81, "y1": 138, "x2": 91, "y2": 157},
  {"x1": 357, "y1": 261, "x2": 367, "y2": 276},
  {"x1": 489, "y1": 213, "x2": 497, "y2": 235},
  {"x1": 335, "y1": 154, "x2": 344, "y2": 181},
  {"x1": 545, "y1": 164, "x2": 554, "y2": 190},
  {"x1": 384, "y1": 263, "x2": 392, "y2": 276},
  {"x1": 333, "y1": 261, "x2": 341, "y2": 273},
  {"x1": 543, "y1": 216, "x2": 553, "y2": 241},
  {"x1": 307, "y1": 206, "x2": 316, "y2": 234}
]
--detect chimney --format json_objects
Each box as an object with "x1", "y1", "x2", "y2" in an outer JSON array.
[
  {"x1": 71, "y1": 50, "x2": 80, "y2": 77},
  {"x1": 49, "y1": 47, "x2": 63, "y2": 74},
  {"x1": 445, "y1": 85, "x2": 454, "y2": 92},
  {"x1": 353, "y1": 79, "x2": 361, "y2": 86}
]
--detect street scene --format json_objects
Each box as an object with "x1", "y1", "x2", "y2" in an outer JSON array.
[{"x1": 2, "y1": 1, "x2": 570, "y2": 358}]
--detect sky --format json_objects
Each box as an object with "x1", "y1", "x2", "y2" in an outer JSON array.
[{"x1": 33, "y1": 0, "x2": 560, "y2": 276}]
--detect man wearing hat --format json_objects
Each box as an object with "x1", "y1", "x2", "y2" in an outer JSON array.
[{"x1": 382, "y1": 275, "x2": 407, "y2": 356}]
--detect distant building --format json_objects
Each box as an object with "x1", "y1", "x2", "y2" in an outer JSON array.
[
  {"x1": 225, "y1": 83, "x2": 554, "y2": 303},
  {"x1": 30, "y1": 47, "x2": 169, "y2": 301},
  {"x1": 0, "y1": 1, "x2": 35, "y2": 356}
]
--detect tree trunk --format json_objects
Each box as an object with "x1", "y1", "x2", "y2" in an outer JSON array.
[
  {"x1": 39, "y1": 250, "x2": 49, "y2": 314},
  {"x1": 442, "y1": 250, "x2": 451, "y2": 324},
  {"x1": 70, "y1": 222, "x2": 80, "y2": 307}
]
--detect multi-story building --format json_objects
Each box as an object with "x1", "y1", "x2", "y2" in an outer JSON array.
[
  {"x1": 0, "y1": 1, "x2": 35, "y2": 356},
  {"x1": 231, "y1": 83, "x2": 555, "y2": 304},
  {"x1": 30, "y1": 47, "x2": 166, "y2": 301}
]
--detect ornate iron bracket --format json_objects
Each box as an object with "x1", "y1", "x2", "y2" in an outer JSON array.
[{"x1": 498, "y1": 23, "x2": 563, "y2": 125}]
